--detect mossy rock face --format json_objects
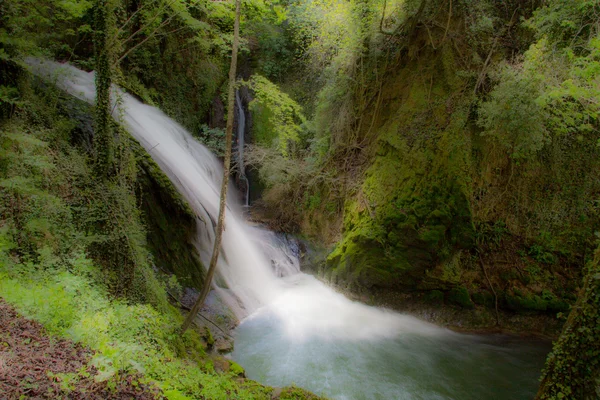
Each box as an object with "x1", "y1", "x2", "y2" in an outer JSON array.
[
  {"x1": 504, "y1": 289, "x2": 571, "y2": 314},
  {"x1": 426, "y1": 290, "x2": 445, "y2": 304},
  {"x1": 472, "y1": 291, "x2": 495, "y2": 308},
  {"x1": 447, "y1": 286, "x2": 474, "y2": 309},
  {"x1": 133, "y1": 139, "x2": 204, "y2": 289},
  {"x1": 229, "y1": 361, "x2": 245, "y2": 377},
  {"x1": 326, "y1": 168, "x2": 474, "y2": 291},
  {"x1": 251, "y1": 103, "x2": 277, "y2": 147},
  {"x1": 324, "y1": 52, "x2": 476, "y2": 293},
  {"x1": 326, "y1": 232, "x2": 426, "y2": 290},
  {"x1": 506, "y1": 292, "x2": 548, "y2": 312},
  {"x1": 277, "y1": 386, "x2": 324, "y2": 400}
]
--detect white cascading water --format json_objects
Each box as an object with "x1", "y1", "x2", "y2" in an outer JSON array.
[
  {"x1": 235, "y1": 90, "x2": 249, "y2": 207},
  {"x1": 28, "y1": 59, "x2": 550, "y2": 400},
  {"x1": 26, "y1": 58, "x2": 442, "y2": 339}
]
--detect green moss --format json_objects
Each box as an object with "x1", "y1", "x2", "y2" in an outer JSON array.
[
  {"x1": 132, "y1": 140, "x2": 194, "y2": 218},
  {"x1": 229, "y1": 361, "x2": 245, "y2": 377},
  {"x1": 279, "y1": 385, "x2": 324, "y2": 400},
  {"x1": 426, "y1": 290, "x2": 445, "y2": 304},
  {"x1": 323, "y1": 48, "x2": 478, "y2": 292},
  {"x1": 200, "y1": 326, "x2": 215, "y2": 347},
  {"x1": 507, "y1": 293, "x2": 547, "y2": 312},
  {"x1": 448, "y1": 286, "x2": 474, "y2": 309},
  {"x1": 504, "y1": 289, "x2": 570, "y2": 313},
  {"x1": 132, "y1": 139, "x2": 205, "y2": 289},
  {"x1": 327, "y1": 128, "x2": 474, "y2": 289},
  {"x1": 536, "y1": 250, "x2": 600, "y2": 399},
  {"x1": 251, "y1": 104, "x2": 278, "y2": 147},
  {"x1": 528, "y1": 244, "x2": 557, "y2": 265},
  {"x1": 547, "y1": 298, "x2": 570, "y2": 313},
  {"x1": 472, "y1": 291, "x2": 495, "y2": 308},
  {"x1": 500, "y1": 270, "x2": 519, "y2": 282}
]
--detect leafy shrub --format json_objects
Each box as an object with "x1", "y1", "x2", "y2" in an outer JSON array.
[
  {"x1": 195, "y1": 124, "x2": 226, "y2": 157},
  {"x1": 478, "y1": 66, "x2": 549, "y2": 160},
  {"x1": 529, "y1": 244, "x2": 557, "y2": 265},
  {"x1": 245, "y1": 75, "x2": 306, "y2": 157}
]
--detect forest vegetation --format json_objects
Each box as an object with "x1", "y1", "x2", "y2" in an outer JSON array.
[{"x1": 1, "y1": 0, "x2": 599, "y2": 398}]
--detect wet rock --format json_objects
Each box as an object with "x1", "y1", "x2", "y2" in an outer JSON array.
[
  {"x1": 271, "y1": 388, "x2": 283, "y2": 399},
  {"x1": 215, "y1": 338, "x2": 233, "y2": 354},
  {"x1": 212, "y1": 357, "x2": 230, "y2": 374}
]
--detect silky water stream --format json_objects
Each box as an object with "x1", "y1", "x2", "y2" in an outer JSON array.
[{"x1": 29, "y1": 59, "x2": 550, "y2": 400}]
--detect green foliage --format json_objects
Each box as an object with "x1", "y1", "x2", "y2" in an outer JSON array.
[
  {"x1": 0, "y1": 0, "x2": 93, "y2": 62},
  {"x1": 536, "y1": 251, "x2": 600, "y2": 399},
  {"x1": 528, "y1": 244, "x2": 557, "y2": 265},
  {"x1": 0, "y1": 85, "x2": 21, "y2": 106},
  {"x1": 287, "y1": 0, "x2": 357, "y2": 70},
  {"x1": 275, "y1": 0, "x2": 596, "y2": 332},
  {"x1": 528, "y1": 0, "x2": 600, "y2": 50},
  {"x1": 0, "y1": 78, "x2": 168, "y2": 309},
  {"x1": 0, "y1": 120, "x2": 80, "y2": 266},
  {"x1": 506, "y1": 291, "x2": 549, "y2": 312},
  {"x1": 474, "y1": 221, "x2": 508, "y2": 248},
  {"x1": 252, "y1": 103, "x2": 278, "y2": 147},
  {"x1": 480, "y1": 8, "x2": 600, "y2": 259},
  {"x1": 195, "y1": 124, "x2": 226, "y2": 157},
  {"x1": 279, "y1": 385, "x2": 324, "y2": 400},
  {"x1": 247, "y1": 20, "x2": 294, "y2": 80},
  {"x1": 229, "y1": 361, "x2": 245, "y2": 376},
  {"x1": 478, "y1": 66, "x2": 549, "y2": 159},
  {"x1": 306, "y1": 193, "x2": 321, "y2": 211},
  {"x1": 245, "y1": 74, "x2": 306, "y2": 156}
]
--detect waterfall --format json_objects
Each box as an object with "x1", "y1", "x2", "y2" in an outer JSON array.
[
  {"x1": 235, "y1": 90, "x2": 249, "y2": 207},
  {"x1": 27, "y1": 59, "x2": 282, "y2": 318},
  {"x1": 28, "y1": 59, "x2": 446, "y2": 341}
]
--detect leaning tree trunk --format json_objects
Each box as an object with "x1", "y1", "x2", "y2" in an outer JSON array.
[
  {"x1": 180, "y1": 0, "x2": 241, "y2": 335},
  {"x1": 535, "y1": 250, "x2": 600, "y2": 400}
]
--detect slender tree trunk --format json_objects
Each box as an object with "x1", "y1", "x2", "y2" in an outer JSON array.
[
  {"x1": 535, "y1": 250, "x2": 600, "y2": 400},
  {"x1": 180, "y1": 0, "x2": 241, "y2": 335}
]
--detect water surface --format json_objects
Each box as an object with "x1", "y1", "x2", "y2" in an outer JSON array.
[{"x1": 233, "y1": 276, "x2": 549, "y2": 400}]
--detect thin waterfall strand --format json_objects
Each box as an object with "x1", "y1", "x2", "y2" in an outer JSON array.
[{"x1": 235, "y1": 90, "x2": 249, "y2": 207}]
